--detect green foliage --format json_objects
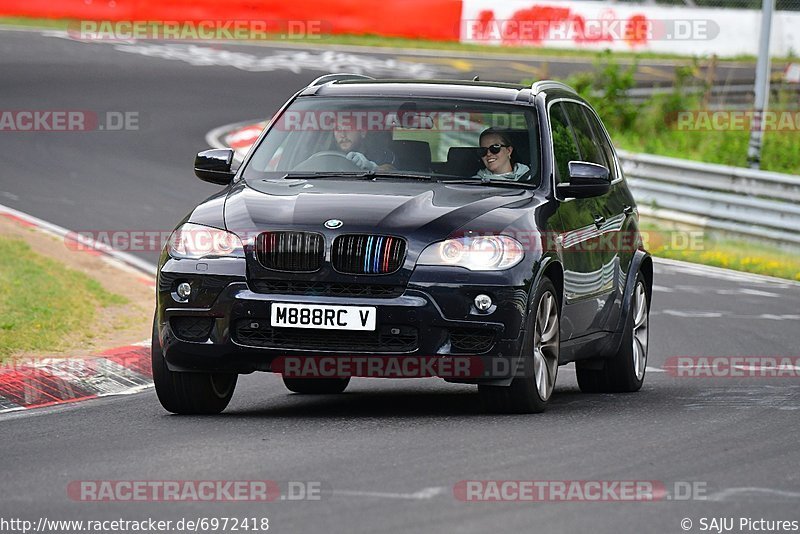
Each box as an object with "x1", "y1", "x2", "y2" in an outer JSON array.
[
  {"x1": 0, "y1": 237, "x2": 127, "y2": 358},
  {"x1": 560, "y1": 53, "x2": 799, "y2": 175},
  {"x1": 569, "y1": 51, "x2": 640, "y2": 132},
  {"x1": 640, "y1": 220, "x2": 800, "y2": 281}
]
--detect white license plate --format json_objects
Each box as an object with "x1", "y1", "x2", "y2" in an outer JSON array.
[{"x1": 270, "y1": 303, "x2": 376, "y2": 331}]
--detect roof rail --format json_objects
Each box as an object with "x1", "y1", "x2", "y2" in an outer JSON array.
[
  {"x1": 531, "y1": 80, "x2": 576, "y2": 95},
  {"x1": 308, "y1": 73, "x2": 375, "y2": 86}
]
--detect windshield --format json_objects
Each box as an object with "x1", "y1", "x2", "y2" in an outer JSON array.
[{"x1": 243, "y1": 97, "x2": 540, "y2": 185}]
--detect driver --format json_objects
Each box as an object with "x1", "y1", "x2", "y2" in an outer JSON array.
[{"x1": 333, "y1": 121, "x2": 392, "y2": 171}]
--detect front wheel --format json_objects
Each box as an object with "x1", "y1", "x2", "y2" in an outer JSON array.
[
  {"x1": 151, "y1": 318, "x2": 237, "y2": 414},
  {"x1": 576, "y1": 273, "x2": 649, "y2": 393},
  {"x1": 479, "y1": 277, "x2": 560, "y2": 414}
]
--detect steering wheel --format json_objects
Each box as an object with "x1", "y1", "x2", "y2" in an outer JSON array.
[{"x1": 293, "y1": 151, "x2": 362, "y2": 172}]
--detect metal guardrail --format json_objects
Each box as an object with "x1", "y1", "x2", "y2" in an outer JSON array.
[
  {"x1": 618, "y1": 150, "x2": 800, "y2": 246},
  {"x1": 624, "y1": 83, "x2": 800, "y2": 108}
]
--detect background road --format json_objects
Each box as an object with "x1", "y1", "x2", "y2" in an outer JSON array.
[{"x1": 1, "y1": 29, "x2": 798, "y2": 533}]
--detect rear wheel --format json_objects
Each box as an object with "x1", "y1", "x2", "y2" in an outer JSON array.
[
  {"x1": 282, "y1": 376, "x2": 350, "y2": 394},
  {"x1": 576, "y1": 274, "x2": 649, "y2": 393},
  {"x1": 151, "y1": 317, "x2": 237, "y2": 414},
  {"x1": 479, "y1": 277, "x2": 560, "y2": 414}
]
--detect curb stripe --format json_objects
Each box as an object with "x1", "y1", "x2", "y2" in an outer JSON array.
[{"x1": 0, "y1": 347, "x2": 152, "y2": 414}]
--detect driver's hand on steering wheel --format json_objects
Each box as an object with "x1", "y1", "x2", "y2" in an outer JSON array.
[{"x1": 345, "y1": 151, "x2": 379, "y2": 171}]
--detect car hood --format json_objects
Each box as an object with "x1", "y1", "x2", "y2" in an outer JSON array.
[{"x1": 224, "y1": 178, "x2": 536, "y2": 242}]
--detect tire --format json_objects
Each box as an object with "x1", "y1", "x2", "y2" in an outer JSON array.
[
  {"x1": 151, "y1": 317, "x2": 237, "y2": 414},
  {"x1": 576, "y1": 273, "x2": 649, "y2": 393},
  {"x1": 282, "y1": 376, "x2": 350, "y2": 394},
  {"x1": 479, "y1": 276, "x2": 560, "y2": 414}
]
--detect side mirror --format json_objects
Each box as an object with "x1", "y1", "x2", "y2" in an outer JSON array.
[
  {"x1": 556, "y1": 161, "x2": 611, "y2": 198},
  {"x1": 194, "y1": 149, "x2": 235, "y2": 185}
]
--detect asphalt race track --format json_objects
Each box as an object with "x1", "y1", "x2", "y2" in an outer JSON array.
[{"x1": 1, "y1": 29, "x2": 799, "y2": 533}]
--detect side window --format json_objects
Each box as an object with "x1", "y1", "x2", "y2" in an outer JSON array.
[
  {"x1": 582, "y1": 107, "x2": 618, "y2": 181},
  {"x1": 562, "y1": 102, "x2": 608, "y2": 169},
  {"x1": 548, "y1": 103, "x2": 580, "y2": 184}
]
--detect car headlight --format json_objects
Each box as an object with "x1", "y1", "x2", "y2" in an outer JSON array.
[
  {"x1": 417, "y1": 235, "x2": 524, "y2": 271},
  {"x1": 167, "y1": 223, "x2": 244, "y2": 259}
]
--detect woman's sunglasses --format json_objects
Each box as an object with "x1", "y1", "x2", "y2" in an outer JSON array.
[{"x1": 476, "y1": 144, "x2": 509, "y2": 157}]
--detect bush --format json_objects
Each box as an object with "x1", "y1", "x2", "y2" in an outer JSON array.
[
  {"x1": 569, "y1": 51, "x2": 640, "y2": 132},
  {"x1": 546, "y1": 53, "x2": 800, "y2": 175}
]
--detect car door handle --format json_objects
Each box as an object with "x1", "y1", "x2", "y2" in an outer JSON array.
[
  {"x1": 594, "y1": 215, "x2": 606, "y2": 228},
  {"x1": 623, "y1": 205, "x2": 634, "y2": 216}
]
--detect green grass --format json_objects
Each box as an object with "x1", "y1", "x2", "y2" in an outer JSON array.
[
  {"x1": 615, "y1": 129, "x2": 800, "y2": 175},
  {"x1": 0, "y1": 16, "x2": 69, "y2": 30},
  {"x1": 640, "y1": 221, "x2": 800, "y2": 281},
  {"x1": 0, "y1": 237, "x2": 128, "y2": 358},
  {"x1": 553, "y1": 54, "x2": 800, "y2": 175},
  {"x1": 0, "y1": 15, "x2": 771, "y2": 62},
  {"x1": 610, "y1": 85, "x2": 800, "y2": 174}
]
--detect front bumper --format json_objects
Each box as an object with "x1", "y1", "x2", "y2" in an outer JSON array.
[{"x1": 156, "y1": 259, "x2": 531, "y2": 384}]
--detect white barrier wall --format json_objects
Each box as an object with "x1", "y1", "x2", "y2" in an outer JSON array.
[{"x1": 460, "y1": 0, "x2": 800, "y2": 56}]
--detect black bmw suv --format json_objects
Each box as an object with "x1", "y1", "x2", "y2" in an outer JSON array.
[{"x1": 152, "y1": 75, "x2": 652, "y2": 414}]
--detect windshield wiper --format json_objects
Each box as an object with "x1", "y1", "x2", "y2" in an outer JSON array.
[
  {"x1": 284, "y1": 171, "x2": 529, "y2": 185},
  {"x1": 284, "y1": 171, "x2": 438, "y2": 181},
  {"x1": 438, "y1": 178, "x2": 536, "y2": 189},
  {"x1": 362, "y1": 171, "x2": 436, "y2": 181},
  {"x1": 283, "y1": 171, "x2": 371, "y2": 179}
]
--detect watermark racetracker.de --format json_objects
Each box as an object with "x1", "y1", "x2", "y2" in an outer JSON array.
[
  {"x1": 61, "y1": 228, "x2": 707, "y2": 255},
  {"x1": 67, "y1": 19, "x2": 329, "y2": 41},
  {"x1": 453, "y1": 480, "x2": 709, "y2": 502},
  {"x1": 671, "y1": 110, "x2": 800, "y2": 132},
  {"x1": 664, "y1": 356, "x2": 800, "y2": 378},
  {"x1": 68, "y1": 480, "x2": 326, "y2": 502},
  {"x1": 0, "y1": 110, "x2": 140, "y2": 131},
  {"x1": 462, "y1": 17, "x2": 720, "y2": 44}
]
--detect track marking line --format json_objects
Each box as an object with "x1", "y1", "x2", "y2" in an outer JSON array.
[
  {"x1": 662, "y1": 310, "x2": 725, "y2": 318},
  {"x1": 737, "y1": 288, "x2": 782, "y2": 298},
  {"x1": 707, "y1": 487, "x2": 800, "y2": 502},
  {"x1": 330, "y1": 486, "x2": 446, "y2": 500},
  {"x1": 652, "y1": 285, "x2": 674, "y2": 293},
  {"x1": 654, "y1": 257, "x2": 800, "y2": 287},
  {"x1": 657, "y1": 310, "x2": 800, "y2": 321}
]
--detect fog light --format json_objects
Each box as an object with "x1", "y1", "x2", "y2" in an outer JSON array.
[
  {"x1": 474, "y1": 294, "x2": 492, "y2": 312},
  {"x1": 176, "y1": 282, "x2": 192, "y2": 299}
]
